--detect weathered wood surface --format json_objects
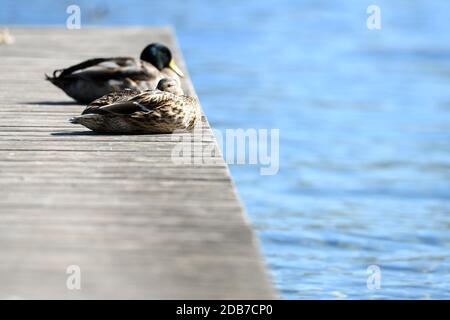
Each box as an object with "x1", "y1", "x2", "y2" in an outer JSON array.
[{"x1": 0, "y1": 27, "x2": 274, "y2": 299}]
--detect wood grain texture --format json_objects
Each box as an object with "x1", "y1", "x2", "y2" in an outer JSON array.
[{"x1": 0, "y1": 27, "x2": 275, "y2": 299}]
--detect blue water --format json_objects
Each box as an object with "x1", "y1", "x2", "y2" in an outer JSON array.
[{"x1": 2, "y1": 0, "x2": 450, "y2": 299}]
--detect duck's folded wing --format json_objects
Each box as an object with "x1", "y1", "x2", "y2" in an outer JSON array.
[
  {"x1": 61, "y1": 62, "x2": 158, "y2": 86},
  {"x1": 52, "y1": 57, "x2": 135, "y2": 78},
  {"x1": 100, "y1": 101, "x2": 152, "y2": 115},
  {"x1": 82, "y1": 89, "x2": 142, "y2": 114},
  {"x1": 86, "y1": 91, "x2": 178, "y2": 116}
]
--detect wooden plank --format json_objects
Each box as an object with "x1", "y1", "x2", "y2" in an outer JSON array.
[{"x1": 0, "y1": 27, "x2": 275, "y2": 299}]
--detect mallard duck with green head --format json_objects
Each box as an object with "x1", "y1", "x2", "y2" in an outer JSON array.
[
  {"x1": 46, "y1": 43, "x2": 184, "y2": 104},
  {"x1": 69, "y1": 78, "x2": 201, "y2": 134}
]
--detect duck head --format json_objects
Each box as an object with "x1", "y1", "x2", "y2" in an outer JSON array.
[
  {"x1": 140, "y1": 43, "x2": 184, "y2": 77},
  {"x1": 157, "y1": 78, "x2": 184, "y2": 96}
]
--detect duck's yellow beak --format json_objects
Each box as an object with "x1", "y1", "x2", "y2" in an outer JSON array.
[{"x1": 168, "y1": 59, "x2": 185, "y2": 77}]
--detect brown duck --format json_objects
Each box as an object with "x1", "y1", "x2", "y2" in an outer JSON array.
[
  {"x1": 46, "y1": 43, "x2": 184, "y2": 104},
  {"x1": 69, "y1": 78, "x2": 201, "y2": 134}
]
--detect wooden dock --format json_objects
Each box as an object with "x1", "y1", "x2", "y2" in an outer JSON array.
[{"x1": 0, "y1": 27, "x2": 275, "y2": 299}]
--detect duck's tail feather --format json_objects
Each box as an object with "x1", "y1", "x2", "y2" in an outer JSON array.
[
  {"x1": 45, "y1": 72, "x2": 67, "y2": 91},
  {"x1": 69, "y1": 116, "x2": 81, "y2": 124},
  {"x1": 69, "y1": 114, "x2": 98, "y2": 124},
  {"x1": 69, "y1": 114, "x2": 107, "y2": 133}
]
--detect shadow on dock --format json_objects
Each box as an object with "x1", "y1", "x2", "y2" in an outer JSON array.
[{"x1": 24, "y1": 100, "x2": 81, "y2": 106}]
